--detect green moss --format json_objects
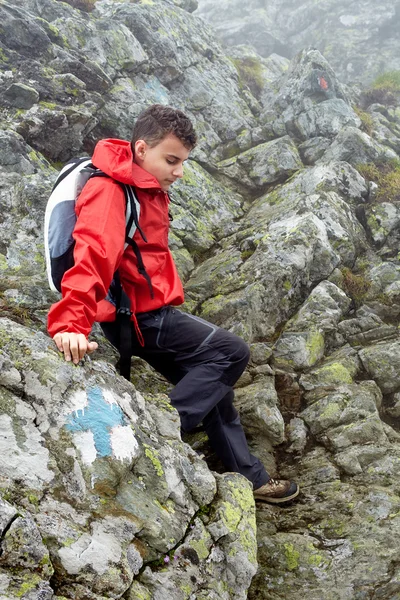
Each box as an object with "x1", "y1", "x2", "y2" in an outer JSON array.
[
  {"x1": 179, "y1": 583, "x2": 193, "y2": 596},
  {"x1": 283, "y1": 279, "x2": 292, "y2": 291},
  {"x1": 66, "y1": 87, "x2": 81, "y2": 97},
  {"x1": 151, "y1": 395, "x2": 175, "y2": 413},
  {"x1": 128, "y1": 581, "x2": 151, "y2": 600},
  {"x1": 16, "y1": 574, "x2": 43, "y2": 597},
  {"x1": 182, "y1": 168, "x2": 200, "y2": 187},
  {"x1": 220, "y1": 501, "x2": 241, "y2": 531},
  {"x1": 320, "y1": 402, "x2": 342, "y2": 420},
  {"x1": 227, "y1": 480, "x2": 255, "y2": 517},
  {"x1": 366, "y1": 212, "x2": 386, "y2": 237},
  {"x1": 27, "y1": 494, "x2": 39, "y2": 507},
  {"x1": 144, "y1": 445, "x2": 164, "y2": 477},
  {"x1": 0, "y1": 47, "x2": 9, "y2": 63},
  {"x1": 0, "y1": 254, "x2": 8, "y2": 271},
  {"x1": 239, "y1": 527, "x2": 257, "y2": 564},
  {"x1": 188, "y1": 537, "x2": 210, "y2": 560},
  {"x1": 284, "y1": 542, "x2": 300, "y2": 571},
  {"x1": 305, "y1": 331, "x2": 324, "y2": 365},
  {"x1": 39, "y1": 101, "x2": 57, "y2": 110},
  {"x1": 308, "y1": 553, "x2": 328, "y2": 567},
  {"x1": 232, "y1": 57, "x2": 265, "y2": 97},
  {"x1": 314, "y1": 362, "x2": 353, "y2": 385},
  {"x1": 241, "y1": 249, "x2": 255, "y2": 261}
]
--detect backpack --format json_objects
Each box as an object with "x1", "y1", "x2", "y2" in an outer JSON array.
[{"x1": 44, "y1": 157, "x2": 153, "y2": 380}]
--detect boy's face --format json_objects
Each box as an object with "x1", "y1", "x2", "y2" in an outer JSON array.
[{"x1": 134, "y1": 134, "x2": 191, "y2": 191}]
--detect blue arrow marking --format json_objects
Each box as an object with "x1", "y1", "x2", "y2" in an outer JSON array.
[{"x1": 65, "y1": 386, "x2": 127, "y2": 457}]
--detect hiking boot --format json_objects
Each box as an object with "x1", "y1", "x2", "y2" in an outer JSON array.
[{"x1": 254, "y1": 478, "x2": 299, "y2": 504}]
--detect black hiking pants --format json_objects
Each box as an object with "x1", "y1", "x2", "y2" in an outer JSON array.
[{"x1": 101, "y1": 306, "x2": 270, "y2": 490}]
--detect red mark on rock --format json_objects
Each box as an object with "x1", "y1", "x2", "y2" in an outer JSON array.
[{"x1": 319, "y1": 76, "x2": 329, "y2": 90}]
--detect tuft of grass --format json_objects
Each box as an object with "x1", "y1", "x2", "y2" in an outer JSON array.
[
  {"x1": 360, "y1": 70, "x2": 400, "y2": 108},
  {"x1": 356, "y1": 159, "x2": 400, "y2": 203},
  {"x1": 354, "y1": 107, "x2": 374, "y2": 136},
  {"x1": 341, "y1": 267, "x2": 371, "y2": 307},
  {"x1": 371, "y1": 71, "x2": 400, "y2": 92}
]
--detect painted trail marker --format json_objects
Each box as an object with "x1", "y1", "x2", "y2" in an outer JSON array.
[{"x1": 66, "y1": 386, "x2": 139, "y2": 463}]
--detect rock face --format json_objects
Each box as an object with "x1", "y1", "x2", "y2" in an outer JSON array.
[
  {"x1": 1, "y1": 0, "x2": 400, "y2": 599},
  {"x1": 195, "y1": 0, "x2": 400, "y2": 86},
  {"x1": 0, "y1": 318, "x2": 257, "y2": 599}
]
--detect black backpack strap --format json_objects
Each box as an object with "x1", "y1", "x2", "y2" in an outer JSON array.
[
  {"x1": 112, "y1": 271, "x2": 133, "y2": 381},
  {"x1": 125, "y1": 237, "x2": 155, "y2": 299},
  {"x1": 125, "y1": 184, "x2": 147, "y2": 242}
]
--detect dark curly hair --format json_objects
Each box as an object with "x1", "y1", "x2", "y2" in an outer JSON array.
[{"x1": 131, "y1": 104, "x2": 197, "y2": 152}]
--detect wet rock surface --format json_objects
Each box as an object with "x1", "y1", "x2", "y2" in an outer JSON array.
[{"x1": 1, "y1": 0, "x2": 400, "y2": 598}]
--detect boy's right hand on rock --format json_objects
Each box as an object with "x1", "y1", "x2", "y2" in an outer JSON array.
[{"x1": 53, "y1": 332, "x2": 98, "y2": 364}]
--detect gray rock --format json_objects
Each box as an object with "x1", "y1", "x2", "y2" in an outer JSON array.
[
  {"x1": 359, "y1": 340, "x2": 400, "y2": 394},
  {"x1": 190, "y1": 162, "x2": 366, "y2": 341},
  {"x1": 286, "y1": 417, "x2": 308, "y2": 454},
  {"x1": 2, "y1": 1, "x2": 400, "y2": 598},
  {"x1": 4, "y1": 83, "x2": 39, "y2": 109},
  {"x1": 338, "y1": 311, "x2": 398, "y2": 346},
  {"x1": 17, "y1": 104, "x2": 98, "y2": 162},
  {"x1": 273, "y1": 331, "x2": 325, "y2": 371},
  {"x1": 286, "y1": 281, "x2": 351, "y2": 334},
  {"x1": 298, "y1": 137, "x2": 331, "y2": 165},
  {"x1": 301, "y1": 380, "x2": 387, "y2": 459},
  {"x1": 228, "y1": 45, "x2": 289, "y2": 105},
  {"x1": 320, "y1": 126, "x2": 399, "y2": 166},
  {"x1": 387, "y1": 392, "x2": 400, "y2": 418},
  {"x1": 364, "y1": 201, "x2": 400, "y2": 247},
  {"x1": 300, "y1": 346, "x2": 361, "y2": 392},
  {"x1": 0, "y1": 131, "x2": 36, "y2": 175},
  {"x1": 0, "y1": 317, "x2": 258, "y2": 599},
  {"x1": 261, "y1": 49, "x2": 358, "y2": 141},
  {"x1": 138, "y1": 474, "x2": 258, "y2": 600},
  {"x1": 0, "y1": 2, "x2": 52, "y2": 59},
  {"x1": 235, "y1": 377, "x2": 285, "y2": 445},
  {"x1": 216, "y1": 136, "x2": 303, "y2": 192},
  {"x1": 171, "y1": 160, "x2": 243, "y2": 254}
]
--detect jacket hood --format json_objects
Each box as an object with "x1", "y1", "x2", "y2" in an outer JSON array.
[{"x1": 91, "y1": 138, "x2": 162, "y2": 189}]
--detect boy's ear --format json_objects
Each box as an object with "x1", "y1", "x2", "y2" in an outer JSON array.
[{"x1": 134, "y1": 139, "x2": 147, "y2": 159}]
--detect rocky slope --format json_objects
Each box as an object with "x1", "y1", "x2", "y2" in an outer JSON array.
[
  {"x1": 1, "y1": 0, "x2": 400, "y2": 599},
  {"x1": 195, "y1": 0, "x2": 400, "y2": 87}
]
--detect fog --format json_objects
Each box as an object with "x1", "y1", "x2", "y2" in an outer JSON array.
[{"x1": 195, "y1": 0, "x2": 400, "y2": 86}]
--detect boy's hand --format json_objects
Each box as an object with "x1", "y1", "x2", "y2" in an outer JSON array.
[{"x1": 53, "y1": 332, "x2": 98, "y2": 364}]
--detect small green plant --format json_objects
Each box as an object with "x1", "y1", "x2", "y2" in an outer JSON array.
[
  {"x1": 354, "y1": 106, "x2": 374, "y2": 136},
  {"x1": 356, "y1": 159, "x2": 400, "y2": 203},
  {"x1": 372, "y1": 71, "x2": 400, "y2": 92},
  {"x1": 361, "y1": 70, "x2": 400, "y2": 108},
  {"x1": 341, "y1": 267, "x2": 371, "y2": 307}
]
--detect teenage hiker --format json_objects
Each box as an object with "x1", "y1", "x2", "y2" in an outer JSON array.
[{"x1": 47, "y1": 104, "x2": 299, "y2": 504}]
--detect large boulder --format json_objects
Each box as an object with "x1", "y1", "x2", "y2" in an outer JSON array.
[{"x1": 0, "y1": 317, "x2": 257, "y2": 599}]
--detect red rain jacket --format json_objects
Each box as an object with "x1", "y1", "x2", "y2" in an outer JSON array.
[{"x1": 47, "y1": 138, "x2": 184, "y2": 338}]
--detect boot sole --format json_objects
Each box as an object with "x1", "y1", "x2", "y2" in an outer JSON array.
[{"x1": 254, "y1": 487, "x2": 300, "y2": 504}]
